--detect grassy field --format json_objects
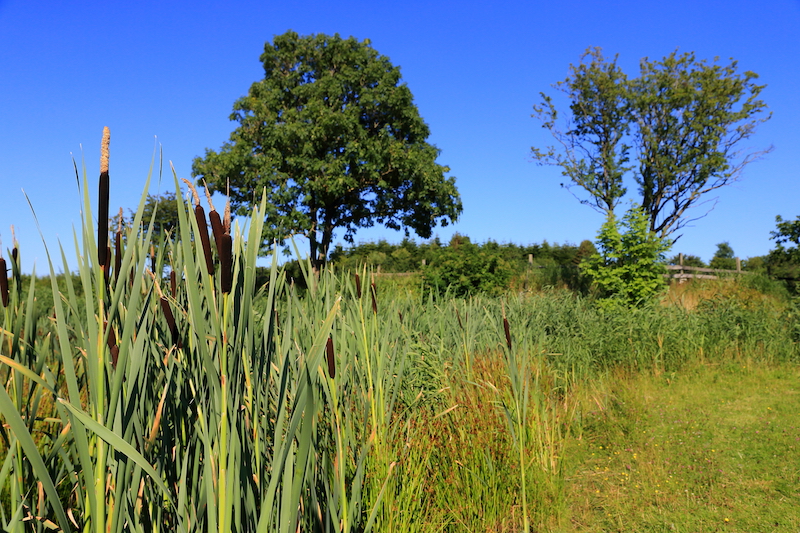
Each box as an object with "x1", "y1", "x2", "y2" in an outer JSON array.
[
  {"x1": 1, "y1": 163, "x2": 798, "y2": 532},
  {"x1": 565, "y1": 362, "x2": 800, "y2": 532}
]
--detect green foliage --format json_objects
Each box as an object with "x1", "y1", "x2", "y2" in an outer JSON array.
[
  {"x1": 533, "y1": 48, "x2": 771, "y2": 238},
  {"x1": 765, "y1": 215, "x2": 800, "y2": 291},
  {"x1": 420, "y1": 234, "x2": 514, "y2": 297},
  {"x1": 192, "y1": 31, "x2": 462, "y2": 269},
  {"x1": 116, "y1": 191, "x2": 181, "y2": 241},
  {"x1": 581, "y1": 204, "x2": 671, "y2": 308},
  {"x1": 330, "y1": 236, "x2": 597, "y2": 292},
  {"x1": 668, "y1": 253, "x2": 707, "y2": 268},
  {"x1": 709, "y1": 241, "x2": 737, "y2": 270}
]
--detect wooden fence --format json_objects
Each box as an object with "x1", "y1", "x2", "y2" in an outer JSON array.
[{"x1": 666, "y1": 254, "x2": 748, "y2": 282}]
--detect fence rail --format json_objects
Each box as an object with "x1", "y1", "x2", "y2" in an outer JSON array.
[{"x1": 666, "y1": 254, "x2": 749, "y2": 282}]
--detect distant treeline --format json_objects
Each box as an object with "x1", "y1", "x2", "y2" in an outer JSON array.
[{"x1": 328, "y1": 235, "x2": 597, "y2": 274}]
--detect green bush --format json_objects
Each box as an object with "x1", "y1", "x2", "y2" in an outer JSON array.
[
  {"x1": 581, "y1": 204, "x2": 670, "y2": 308},
  {"x1": 421, "y1": 234, "x2": 513, "y2": 297}
]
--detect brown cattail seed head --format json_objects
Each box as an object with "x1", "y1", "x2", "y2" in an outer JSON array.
[
  {"x1": 326, "y1": 335, "x2": 335, "y2": 379},
  {"x1": 0, "y1": 257, "x2": 8, "y2": 307},
  {"x1": 115, "y1": 232, "x2": 122, "y2": 282},
  {"x1": 354, "y1": 273, "x2": 361, "y2": 299},
  {"x1": 370, "y1": 281, "x2": 378, "y2": 314},
  {"x1": 10, "y1": 226, "x2": 18, "y2": 264},
  {"x1": 170, "y1": 270, "x2": 177, "y2": 299},
  {"x1": 105, "y1": 321, "x2": 118, "y2": 368},
  {"x1": 160, "y1": 297, "x2": 180, "y2": 348},
  {"x1": 98, "y1": 128, "x2": 110, "y2": 270},
  {"x1": 195, "y1": 205, "x2": 214, "y2": 275},
  {"x1": 503, "y1": 317, "x2": 512, "y2": 351},
  {"x1": 209, "y1": 210, "x2": 224, "y2": 254}
]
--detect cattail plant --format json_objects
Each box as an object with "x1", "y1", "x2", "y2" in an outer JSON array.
[
  {"x1": 182, "y1": 178, "x2": 214, "y2": 276},
  {"x1": 98, "y1": 126, "x2": 110, "y2": 270},
  {"x1": 0, "y1": 254, "x2": 7, "y2": 308},
  {"x1": 11, "y1": 225, "x2": 18, "y2": 265},
  {"x1": 326, "y1": 335, "x2": 336, "y2": 378},
  {"x1": 355, "y1": 273, "x2": 362, "y2": 298},
  {"x1": 170, "y1": 269, "x2": 177, "y2": 298}
]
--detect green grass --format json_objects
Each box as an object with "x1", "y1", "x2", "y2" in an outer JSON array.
[{"x1": 564, "y1": 361, "x2": 800, "y2": 532}]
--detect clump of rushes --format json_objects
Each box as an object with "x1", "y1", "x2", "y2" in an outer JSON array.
[
  {"x1": 98, "y1": 127, "x2": 110, "y2": 271},
  {"x1": 326, "y1": 335, "x2": 336, "y2": 378},
  {"x1": 219, "y1": 195, "x2": 233, "y2": 294},
  {"x1": 182, "y1": 178, "x2": 214, "y2": 276},
  {"x1": 115, "y1": 208, "x2": 123, "y2": 282}
]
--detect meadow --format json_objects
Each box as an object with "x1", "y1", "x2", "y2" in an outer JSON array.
[{"x1": 1, "y1": 161, "x2": 798, "y2": 532}]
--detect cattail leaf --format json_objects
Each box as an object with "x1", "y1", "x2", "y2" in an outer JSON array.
[
  {"x1": 114, "y1": 231, "x2": 122, "y2": 282},
  {"x1": 0, "y1": 387, "x2": 70, "y2": 532},
  {"x1": 220, "y1": 233, "x2": 233, "y2": 294},
  {"x1": 58, "y1": 398, "x2": 175, "y2": 505}
]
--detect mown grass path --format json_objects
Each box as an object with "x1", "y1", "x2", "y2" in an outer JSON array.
[{"x1": 566, "y1": 362, "x2": 800, "y2": 532}]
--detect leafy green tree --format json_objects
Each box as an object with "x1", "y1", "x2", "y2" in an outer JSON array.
[
  {"x1": 192, "y1": 31, "x2": 462, "y2": 270},
  {"x1": 581, "y1": 204, "x2": 671, "y2": 308},
  {"x1": 533, "y1": 48, "x2": 771, "y2": 239},
  {"x1": 532, "y1": 48, "x2": 631, "y2": 215},
  {"x1": 709, "y1": 241, "x2": 736, "y2": 270}
]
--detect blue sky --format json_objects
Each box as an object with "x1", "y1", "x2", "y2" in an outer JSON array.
[{"x1": 1, "y1": 0, "x2": 799, "y2": 274}]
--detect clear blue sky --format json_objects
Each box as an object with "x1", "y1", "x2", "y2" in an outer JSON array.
[{"x1": 2, "y1": 0, "x2": 799, "y2": 274}]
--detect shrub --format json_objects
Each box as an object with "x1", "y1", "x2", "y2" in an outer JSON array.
[
  {"x1": 421, "y1": 234, "x2": 513, "y2": 297},
  {"x1": 581, "y1": 204, "x2": 671, "y2": 308}
]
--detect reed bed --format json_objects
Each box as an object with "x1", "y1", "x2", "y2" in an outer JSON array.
[{"x1": 1, "y1": 132, "x2": 798, "y2": 531}]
